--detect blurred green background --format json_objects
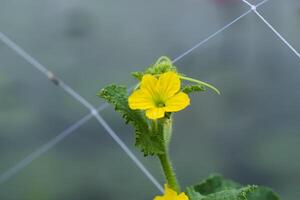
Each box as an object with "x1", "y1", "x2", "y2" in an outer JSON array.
[{"x1": 0, "y1": 0, "x2": 299, "y2": 199}]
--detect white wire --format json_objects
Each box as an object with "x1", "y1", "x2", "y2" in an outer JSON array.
[
  {"x1": 172, "y1": 10, "x2": 252, "y2": 63},
  {"x1": 53, "y1": 78, "x2": 166, "y2": 191},
  {"x1": 242, "y1": 0, "x2": 300, "y2": 58},
  {"x1": 256, "y1": 0, "x2": 270, "y2": 7},
  {"x1": 0, "y1": 113, "x2": 93, "y2": 184},
  {"x1": 242, "y1": 0, "x2": 253, "y2": 7},
  {"x1": 0, "y1": 101, "x2": 112, "y2": 185},
  {"x1": 172, "y1": 0, "x2": 270, "y2": 63},
  {"x1": 92, "y1": 113, "x2": 164, "y2": 192},
  {"x1": 0, "y1": 32, "x2": 49, "y2": 76},
  {"x1": 0, "y1": 32, "x2": 163, "y2": 192},
  {"x1": 254, "y1": 10, "x2": 300, "y2": 58}
]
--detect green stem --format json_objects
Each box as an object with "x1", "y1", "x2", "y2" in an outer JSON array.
[
  {"x1": 154, "y1": 56, "x2": 172, "y2": 66},
  {"x1": 158, "y1": 151, "x2": 180, "y2": 193},
  {"x1": 152, "y1": 118, "x2": 180, "y2": 192}
]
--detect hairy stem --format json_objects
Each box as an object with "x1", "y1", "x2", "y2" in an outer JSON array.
[
  {"x1": 157, "y1": 117, "x2": 180, "y2": 193},
  {"x1": 158, "y1": 151, "x2": 180, "y2": 193}
]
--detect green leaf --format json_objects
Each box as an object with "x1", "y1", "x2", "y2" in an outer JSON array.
[
  {"x1": 246, "y1": 187, "x2": 279, "y2": 200},
  {"x1": 186, "y1": 175, "x2": 280, "y2": 200},
  {"x1": 204, "y1": 186, "x2": 257, "y2": 200},
  {"x1": 135, "y1": 125, "x2": 165, "y2": 156},
  {"x1": 182, "y1": 84, "x2": 206, "y2": 94},
  {"x1": 97, "y1": 85, "x2": 164, "y2": 156},
  {"x1": 192, "y1": 174, "x2": 241, "y2": 195},
  {"x1": 187, "y1": 186, "x2": 256, "y2": 200},
  {"x1": 186, "y1": 187, "x2": 205, "y2": 200}
]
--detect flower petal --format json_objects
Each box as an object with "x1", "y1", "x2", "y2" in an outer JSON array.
[
  {"x1": 140, "y1": 74, "x2": 159, "y2": 97},
  {"x1": 157, "y1": 72, "x2": 180, "y2": 100},
  {"x1": 176, "y1": 193, "x2": 189, "y2": 200},
  {"x1": 164, "y1": 92, "x2": 190, "y2": 112},
  {"x1": 153, "y1": 185, "x2": 189, "y2": 200},
  {"x1": 146, "y1": 108, "x2": 165, "y2": 119},
  {"x1": 165, "y1": 185, "x2": 178, "y2": 199},
  {"x1": 128, "y1": 89, "x2": 155, "y2": 110}
]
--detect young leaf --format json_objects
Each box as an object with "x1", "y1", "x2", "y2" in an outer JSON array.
[
  {"x1": 98, "y1": 85, "x2": 164, "y2": 156},
  {"x1": 145, "y1": 56, "x2": 177, "y2": 75},
  {"x1": 182, "y1": 84, "x2": 206, "y2": 94},
  {"x1": 131, "y1": 71, "x2": 144, "y2": 81}
]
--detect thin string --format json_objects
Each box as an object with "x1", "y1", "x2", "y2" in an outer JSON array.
[
  {"x1": 0, "y1": 102, "x2": 110, "y2": 185},
  {"x1": 256, "y1": 0, "x2": 270, "y2": 7},
  {"x1": 172, "y1": 0, "x2": 270, "y2": 63},
  {"x1": 0, "y1": 32, "x2": 163, "y2": 192},
  {"x1": 0, "y1": 113, "x2": 93, "y2": 184},
  {"x1": 242, "y1": 0, "x2": 300, "y2": 58}
]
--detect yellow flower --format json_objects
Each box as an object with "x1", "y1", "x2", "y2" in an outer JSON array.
[
  {"x1": 128, "y1": 71, "x2": 190, "y2": 119},
  {"x1": 154, "y1": 185, "x2": 189, "y2": 200}
]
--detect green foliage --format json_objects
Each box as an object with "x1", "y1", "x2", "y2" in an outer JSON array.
[
  {"x1": 186, "y1": 175, "x2": 279, "y2": 200},
  {"x1": 98, "y1": 85, "x2": 165, "y2": 156}
]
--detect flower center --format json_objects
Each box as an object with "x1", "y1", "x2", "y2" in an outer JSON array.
[
  {"x1": 157, "y1": 102, "x2": 165, "y2": 107},
  {"x1": 154, "y1": 98, "x2": 165, "y2": 108},
  {"x1": 152, "y1": 93, "x2": 166, "y2": 108}
]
